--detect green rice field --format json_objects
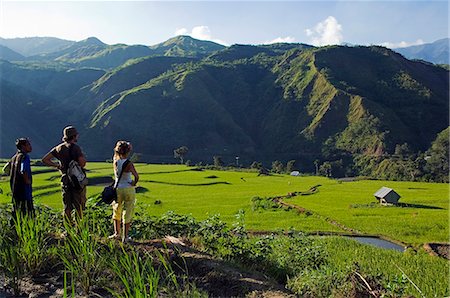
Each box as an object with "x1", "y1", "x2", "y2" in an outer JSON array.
[{"x1": 1, "y1": 162, "x2": 447, "y2": 246}]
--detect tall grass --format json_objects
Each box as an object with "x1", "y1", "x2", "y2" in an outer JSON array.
[
  {"x1": 58, "y1": 210, "x2": 107, "y2": 295},
  {"x1": 106, "y1": 245, "x2": 160, "y2": 297},
  {"x1": 316, "y1": 236, "x2": 450, "y2": 297},
  {"x1": 105, "y1": 242, "x2": 206, "y2": 297},
  {"x1": 0, "y1": 241, "x2": 22, "y2": 295},
  {"x1": 0, "y1": 207, "x2": 20, "y2": 295},
  {"x1": 0, "y1": 206, "x2": 55, "y2": 295},
  {"x1": 12, "y1": 210, "x2": 53, "y2": 275}
]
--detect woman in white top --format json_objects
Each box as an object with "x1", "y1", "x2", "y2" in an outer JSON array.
[{"x1": 109, "y1": 141, "x2": 139, "y2": 242}]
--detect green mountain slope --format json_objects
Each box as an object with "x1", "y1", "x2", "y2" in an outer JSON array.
[
  {"x1": 0, "y1": 60, "x2": 104, "y2": 101},
  {"x1": 395, "y1": 38, "x2": 449, "y2": 64},
  {"x1": 0, "y1": 81, "x2": 67, "y2": 156},
  {"x1": 30, "y1": 37, "x2": 107, "y2": 61},
  {"x1": 151, "y1": 35, "x2": 225, "y2": 57},
  {"x1": 0, "y1": 38, "x2": 448, "y2": 180},
  {"x1": 62, "y1": 56, "x2": 198, "y2": 126},
  {"x1": 18, "y1": 36, "x2": 224, "y2": 69},
  {"x1": 80, "y1": 45, "x2": 448, "y2": 163},
  {"x1": 0, "y1": 36, "x2": 74, "y2": 56},
  {"x1": 312, "y1": 46, "x2": 448, "y2": 152},
  {"x1": 0, "y1": 45, "x2": 25, "y2": 61}
]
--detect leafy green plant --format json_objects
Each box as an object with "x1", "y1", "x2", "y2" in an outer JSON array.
[
  {"x1": 0, "y1": 241, "x2": 22, "y2": 296},
  {"x1": 132, "y1": 211, "x2": 200, "y2": 240},
  {"x1": 251, "y1": 196, "x2": 280, "y2": 211},
  {"x1": 0, "y1": 205, "x2": 56, "y2": 295},
  {"x1": 106, "y1": 245, "x2": 160, "y2": 298},
  {"x1": 58, "y1": 212, "x2": 107, "y2": 295},
  {"x1": 12, "y1": 210, "x2": 53, "y2": 275}
]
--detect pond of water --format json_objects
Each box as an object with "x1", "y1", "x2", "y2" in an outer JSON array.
[{"x1": 346, "y1": 236, "x2": 405, "y2": 252}]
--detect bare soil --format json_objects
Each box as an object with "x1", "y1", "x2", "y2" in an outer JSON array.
[
  {"x1": 0, "y1": 236, "x2": 294, "y2": 298},
  {"x1": 423, "y1": 243, "x2": 450, "y2": 260}
]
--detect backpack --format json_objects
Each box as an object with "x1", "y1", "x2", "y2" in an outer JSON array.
[{"x1": 67, "y1": 145, "x2": 88, "y2": 189}]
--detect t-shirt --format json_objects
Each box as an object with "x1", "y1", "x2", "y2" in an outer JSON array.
[
  {"x1": 10, "y1": 151, "x2": 32, "y2": 201},
  {"x1": 20, "y1": 154, "x2": 32, "y2": 201},
  {"x1": 50, "y1": 142, "x2": 84, "y2": 174}
]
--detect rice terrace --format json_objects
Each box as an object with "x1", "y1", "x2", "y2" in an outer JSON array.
[{"x1": 0, "y1": 161, "x2": 448, "y2": 297}]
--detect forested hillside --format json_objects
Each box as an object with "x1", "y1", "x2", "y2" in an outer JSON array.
[{"x1": 0, "y1": 36, "x2": 448, "y2": 181}]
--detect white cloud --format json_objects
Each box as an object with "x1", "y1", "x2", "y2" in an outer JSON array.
[
  {"x1": 191, "y1": 26, "x2": 211, "y2": 40},
  {"x1": 379, "y1": 39, "x2": 425, "y2": 49},
  {"x1": 175, "y1": 28, "x2": 188, "y2": 36},
  {"x1": 173, "y1": 25, "x2": 228, "y2": 46},
  {"x1": 263, "y1": 36, "x2": 296, "y2": 44},
  {"x1": 305, "y1": 16, "x2": 343, "y2": 46}
]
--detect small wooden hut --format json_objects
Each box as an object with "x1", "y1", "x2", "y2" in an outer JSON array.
[{"x1": 374, "y1": 187, "x2": 401, "y2": 205}]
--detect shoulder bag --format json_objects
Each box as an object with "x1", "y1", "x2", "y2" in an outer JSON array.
[{"x1": 101, "y1": 160, "x2": 130, "y2": 204}]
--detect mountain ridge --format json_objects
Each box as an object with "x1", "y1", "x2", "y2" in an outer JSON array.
[
  {"x1": 0, "y1": 36, "x2": 448, "y2": 181},
  {"x1": 394, "y1": 38, "x2": 449, "y2": 64}
]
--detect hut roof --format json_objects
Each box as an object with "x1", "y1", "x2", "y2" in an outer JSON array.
[
  {"x1": 374, "y1": 186, "x2": 401, "y2": 203},
  {"x1": 374, "y1": 187, "x2": 394, "y2": 198}
]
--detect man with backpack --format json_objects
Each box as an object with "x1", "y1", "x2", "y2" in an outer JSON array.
[
  {"x1": 10, "y1": 138, "x2": 34, "y2": 216},
  {"x1": 42, "y1": 126, "x2": 87, "y2": 221}
]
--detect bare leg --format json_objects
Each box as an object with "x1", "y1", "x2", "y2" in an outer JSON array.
[
  {"x1": 123, "y1": 222, "x2": 131, "y2": 241},
  {"x1": 114, "y1": 219, "x2": 121, "y2": 236}
]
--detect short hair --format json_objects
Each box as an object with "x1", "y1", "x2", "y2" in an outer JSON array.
[{"x1": 16, "y1": 138, "x2": 30, "y2": 150}]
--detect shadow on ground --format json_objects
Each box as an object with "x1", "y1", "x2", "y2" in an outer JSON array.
[{"x1": 141, "y1": 180, "x2": 231, "y2": 186}]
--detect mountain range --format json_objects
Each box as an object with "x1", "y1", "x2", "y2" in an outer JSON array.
[
  {"x1": 0, "y1": 36, "x2": 448, "y2": 174},
  {"x1": 395, "y1": 38, "x2": 449, "y2": 65}
]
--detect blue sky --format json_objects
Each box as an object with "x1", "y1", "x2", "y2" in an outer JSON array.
[{"x1": 0, "y1": 1, "x2": 448, "y2": 48}]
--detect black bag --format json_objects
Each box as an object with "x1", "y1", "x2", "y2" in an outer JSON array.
[
  {"x1": 101, "y1": 160, "x2": 130, "y2": 204},
  {"x1": 101, "y1": 185, "x2": 117, "y2": 204}
]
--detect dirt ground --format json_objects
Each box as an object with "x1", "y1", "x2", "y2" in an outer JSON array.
[
  {"x1": 0, "y1": 236, "x2": 294, "y2": 298},
  {"x1": 423, "y1": 243, "x2": 450, "y2": 260},
  {"x1": 2, "y1": 236, "x2": 447, "y2": 297}
]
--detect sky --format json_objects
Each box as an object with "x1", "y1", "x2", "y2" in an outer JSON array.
[{"x1": 0, "y1": 1, "x2": 448, "y2": 48}]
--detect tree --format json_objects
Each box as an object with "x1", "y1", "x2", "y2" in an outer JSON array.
[
  {"x1": 213, "y1": 156, "x2": 224, "y2": 168},
  {"x1": 394, "y1": 143, "x2": 411, "y2": 157},
  {"x1": 271, "y1": 160, "x2": 284, "y2": 174},
  {"x1": 425, "y1": 128, "x2": 449, "y2": 182},
  {"x1": 286, "y1": 160, "x2": 296, "y2": 173},
  {"x1": 174, "y1": 146, "x2": 189, "y2": 164},
  {"x1": 250, "y1": 161, "x2": 262, "y2": 170},
  {"x1": 319, "y1": 161, "x2": 332, "y2": 177},
  {"x1": 314, "y1": 160, "x2": 320, "y2": 175}
]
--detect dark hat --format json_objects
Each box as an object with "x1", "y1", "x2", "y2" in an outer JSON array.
[{"x1": 63, "y1": 126, "x2": 78, "y2": 141}]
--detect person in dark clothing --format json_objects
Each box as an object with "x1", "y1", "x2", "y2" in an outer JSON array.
[
  {"x1": 42, "y1": 126, "x2": 87, "y2": 221},
  {"x1": 9, "y1": 138, "x2": 34, "y2": 216}
]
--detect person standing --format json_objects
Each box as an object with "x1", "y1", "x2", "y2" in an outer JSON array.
[
  {"x1": 109, "y1": 141, "x2": 139, "y2": 243},
  {"x1": 42, "y1": 126, "x2": 87, "y2": 221},
  {"x1": 9, "y1": 138, "x2": 34, "y2": 216}
]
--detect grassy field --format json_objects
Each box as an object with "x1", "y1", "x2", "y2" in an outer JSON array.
[
  {"x1": 0, "y1": 162, "x2": 448, "y2": 296},
  {"x1": 0, "y1": 162, "x2": 448, "y2": 245}
]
